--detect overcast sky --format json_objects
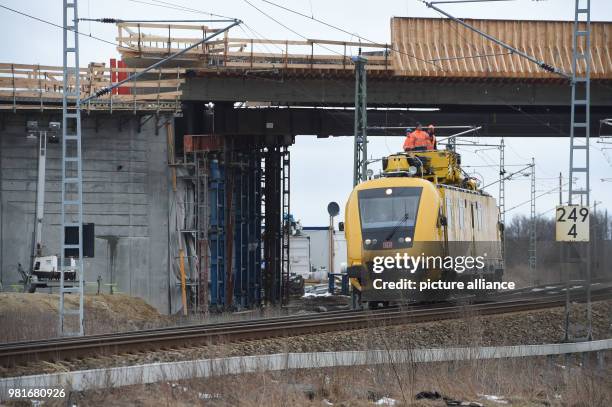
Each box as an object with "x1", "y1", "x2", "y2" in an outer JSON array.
[{"x1": 2, "y1": 0, "x2": 611, "y2": 226}]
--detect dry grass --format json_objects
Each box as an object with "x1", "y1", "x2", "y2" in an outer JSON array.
[
  {"x1": 2, "y1": 298, "x2": 611, "y2": 406},
  {"x1": 23, "y1": 352, "x2": 610, "y2": 407},
  {"x1": 0, "y1": 292, "x2": 310, "y2": 343},
  {"x1": 0, "y1": 293, "x2": 167, "y2": 342}
]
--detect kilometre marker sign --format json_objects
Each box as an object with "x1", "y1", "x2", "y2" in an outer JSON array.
[{"x1": 555, "y1": 205, "x2": 590, "y2": 242}]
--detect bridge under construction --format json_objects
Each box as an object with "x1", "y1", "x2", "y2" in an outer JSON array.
[{"x1": 0, "y1": 13, "x2": 610, "y2": 316}]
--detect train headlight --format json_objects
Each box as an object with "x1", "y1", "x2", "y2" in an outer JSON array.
[
  {"x1": 408, "y1": 166, "x2": 417, "y2": 176},
  {"x1": 365, "y1": 239, "x2": 372, "y2": 245},
  {"x1": 404, "y1": 237, "x2": 412, "y2": 243},
  {"x1": 385, "y1": 188, "x2": 393, "y2": 195},
  {"x1": 372, "y1": 239, "x2": 378, "y2": 244}
]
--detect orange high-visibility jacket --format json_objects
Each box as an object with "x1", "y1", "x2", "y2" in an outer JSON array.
[{"x1": 403, "y1": 129, "x2": 434, "y2": 151}]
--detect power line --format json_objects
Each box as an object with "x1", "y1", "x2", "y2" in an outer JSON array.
[
  {"x1": 423, "y1": 0, "x2": 567, "y2": 78},
  {"x1": 426, "y1": 6, "x2": 572, "y2": 142},
  {"x1": 80, "y1": 18, "x2": 235, "y2": 23},
  {"x1": 260, "y1": 0, "x2": 444, "y2": 71},
  {"x1": 130, "y1": 2, "x2": 358, "y2": 121},
  {"x1": 428, "y1": 51, "x2": 512, "y2": 63},
  {"x1": 122, "y1": 0, "x2": 277, "y2": 58},
  {"x1": 0, "y1": 3, "x2": 137, "y2": 51},
  {"x1": 84, "y1": 19, "x2": 241, "y2": 102},
  {"x1": 506, "y1": 181, "x2": 570, "y2": 214},
  {"x1": 462, "y1": 164, "x2": 535, "y2": 168},
  {"x1": 125, "y1": 0, "x2": 234, "y2": 20},
  {"x1": 242, "y1": 0, "x2": 346, "y2": 57},
  {"x1": 240, "y1": 23, "x2": 285, "y2": 54}
]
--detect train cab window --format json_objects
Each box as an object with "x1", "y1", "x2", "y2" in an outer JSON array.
[
  {"x1": 357, "y1": 187, "x2": 422, "y2": 249},
  {"x1": 358, "y1": 187, "x2": 422, "y2": 229}
]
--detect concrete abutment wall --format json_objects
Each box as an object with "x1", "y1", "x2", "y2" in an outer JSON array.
[{"x1": 0, "y1": 112, "x2": 178, "y2": 314}]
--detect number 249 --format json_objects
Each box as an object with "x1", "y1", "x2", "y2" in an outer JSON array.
[
  {"x1": 557, "y1": 207, "x2": 588, "y2": 223},
  {"x1": 557, "y1": 207, "x2": 588, "y2": 238}
]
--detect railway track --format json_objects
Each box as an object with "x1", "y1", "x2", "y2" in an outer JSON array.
[{"x1": 1, "y1": 285, "x2": 610, "y2": 368}]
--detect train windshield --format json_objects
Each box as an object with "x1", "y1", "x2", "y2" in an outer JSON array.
[{"x1": 358, "y1": 187, "x2": 422, "y2": 230}]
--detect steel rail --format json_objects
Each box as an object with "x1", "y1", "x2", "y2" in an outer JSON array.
[
  {"x1": 1, "y1": 286, "x2": 610, "y2": 369},
  {"x1": 0, "y1": 281, "x2": 585, "y2": 351}
]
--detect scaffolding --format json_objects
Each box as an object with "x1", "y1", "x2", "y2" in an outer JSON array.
[
  {"x1": 281, "y1": 147, "x2": 291, "y2": 305},
  {"x1": 0, "y1": 63, "x2": 185, "y2": 112},
  {"x1": 173, "y1": 135, "x2": 271, "y2": 311}
]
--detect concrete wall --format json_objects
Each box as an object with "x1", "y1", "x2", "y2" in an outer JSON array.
[{"x1": 0, "y1": 112, "x2": 175, "y2": 313}]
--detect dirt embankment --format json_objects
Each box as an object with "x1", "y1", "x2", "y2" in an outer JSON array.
[{"x1": 0, "y1": 293, "x2": 166, "y2": 342}]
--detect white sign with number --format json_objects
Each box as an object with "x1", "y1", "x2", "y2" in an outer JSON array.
[{"x1": 555, "y1": 205, "x2": 589, "y2": 242}]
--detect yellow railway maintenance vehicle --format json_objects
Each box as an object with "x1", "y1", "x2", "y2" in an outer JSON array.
[{"x1": 344, "y1": 150, "x2": 504, "y2": 309}]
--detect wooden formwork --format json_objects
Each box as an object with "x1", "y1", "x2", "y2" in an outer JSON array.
[
  {"x1": 116, "y1": 22, "x2": 392, "y2": 73},
  {"x1": 117, "y1": 19, "x2": 612, "y2": 81},
  {"x1": 390, "y1": 17, "x2": 612, "y2": 80},
  {"x1": 0, "y1": 62, "x2": 185, "y2": 112}
]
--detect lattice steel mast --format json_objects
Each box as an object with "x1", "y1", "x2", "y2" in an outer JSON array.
[
  {"x1": 568, "y1": 0, "x2": 592, "y2": 340},
  {"x1": 499, "y1": 138, "x2": 506, "y2": 267},
  {"x1": 58, "y1": 6, "x2": 241, "y2": 328},
  {"x1": 423, "y1": 0, "x2": 592, "y2": 340},
  {"x1": 60, "y1": 0, "x2": 84, "y2": 336},
  {"x1": 353, "y1": 55, "x2": 368, "y2": 186},
  {"x1": 529, "y1": 157, "x2": 537, "y2": 284}
]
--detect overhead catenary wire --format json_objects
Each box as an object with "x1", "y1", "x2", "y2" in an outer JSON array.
[
  {"x1": 242, "y1": 0, "x2": 347, "y2": 58},
  {"x1": 124, "y1": 0, "x2": 235, "y2": 20},
  {"x1": 430, "y1": 0, "x2": 514, "y2": 3},
  {"x1": 83, "y1": 19, "x2": 242, "y2": 102},
  {"x1": 240, "y1": 23, "x2": 285, "y2": 55},
  {"x1": 79, "y1": 18, "x2": 236, "y2": 23},
  {"x1": 422, "y1": 4, "x2": 576, "y2": 140},
  {"x1": 118, "y1": 0, "x2": 291, "y2": 59},
  {"x1": 428, "y1": 51, "x2": 512, "y2": 62},
  {"x1": 462, "y1": 164, "x2": 537, "y2": 168},
  {"x1": 421, "y1": 0, "x2": 570, "y2": 78},
  {"x1": 506, "y1": 181, "x2": 571, "y2": 214},
  {"x1": 0, "y1": 3, "x2": 138, "y2": 51},
  {"x1": 482, "y1": 163, "x2": 533, "y2": 189},
  {"x1": 259, "y1": 0, "x2": 444, "y2": 71}
]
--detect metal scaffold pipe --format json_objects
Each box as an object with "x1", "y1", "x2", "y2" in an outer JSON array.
[{"x1": 82, "y1": 19, "x2": 242, "y2": 103}]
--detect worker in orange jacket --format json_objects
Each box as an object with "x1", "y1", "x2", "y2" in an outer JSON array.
[
  {"x1": 403, "y1": 122, "x2": 434, "y2": 151},
  {"x1": 426, "y1": 124, "x2": 437, "y2": 150}
]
